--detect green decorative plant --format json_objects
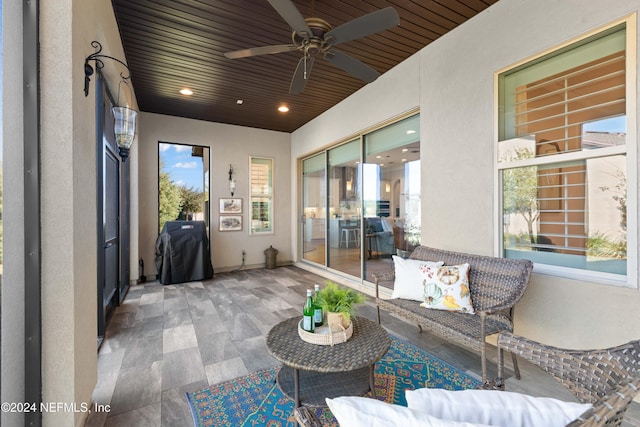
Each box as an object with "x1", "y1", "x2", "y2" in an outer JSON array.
[{"x1": 315, "y1": 280, "x2": 365, "y2": 323}]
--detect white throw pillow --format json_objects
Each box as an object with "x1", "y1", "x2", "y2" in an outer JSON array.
[
  {"x1": 405, "y1": 388, "x2": 592, "y2": 427},
  {"x1": 326, "y1": 396, "x2": 493, "y2": 427},
  {"x1": 391, "y1": 256, "x2": 445, "y2": 301}
]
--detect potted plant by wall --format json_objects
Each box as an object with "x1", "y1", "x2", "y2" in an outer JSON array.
[{"x1": 315, "y1": 281, "x2": 366, "y2": 332}]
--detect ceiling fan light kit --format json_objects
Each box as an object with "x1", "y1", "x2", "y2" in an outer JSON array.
[{"x1": 224, "y1": 0, "x2": 399, "y2": 94}]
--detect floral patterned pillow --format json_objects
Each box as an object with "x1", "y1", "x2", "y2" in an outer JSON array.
[{"x1": 419, "y1": 263, "x2": 474, "y2": 313}]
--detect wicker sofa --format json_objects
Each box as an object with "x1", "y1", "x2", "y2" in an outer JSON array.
[
  {"x1": 372, "y1": 245, "x2": 534, "y2": 385},
  {"x1": 497, "y1": 332, "x2": 640, "y2": 427}
]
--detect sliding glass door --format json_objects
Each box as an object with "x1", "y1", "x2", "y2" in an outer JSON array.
[
  {"x1": 302, "y1": 153, "x2": 326, "y2": 265},
  {"x1": 300, "y1": 114, "x2": 421, "y2": 288},
  {"x1": 327, "y1": 140, "x2": 362, "y2": 278}
]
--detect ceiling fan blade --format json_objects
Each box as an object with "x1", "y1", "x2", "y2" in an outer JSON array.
[
  {"x1": 267, "y1": 0, "x2": 312, "y2": 37},
  {"x1": 290, "y1": 56, "x2": 315, "y2": 94},
  {"x1": 224, "y1": 44, "x2": 298, "y2": 59},
  {"x1": 324, "y1": 50, "x2": 380, "y2": 83},
  {"x1": 325, "y1": 7, "x2": 400, "y2": 45}
]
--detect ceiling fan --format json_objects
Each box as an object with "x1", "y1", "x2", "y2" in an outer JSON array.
[{"x1": 224, "y1": 0, "x2": 400, "y2": 94}]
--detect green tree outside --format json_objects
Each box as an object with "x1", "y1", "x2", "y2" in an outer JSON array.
[
  {"x1": 178, "y1": 186, "x2": 204, "y2": 220},
  {"x1": 158, "y1": 161, "x2": 182, "y2": 232},
  {"x1": 502, "y1": 148, "x2": 539, "y2": 244},
  {"x1": 158, "y1": 160, "x2": 205, "y2": 231}
]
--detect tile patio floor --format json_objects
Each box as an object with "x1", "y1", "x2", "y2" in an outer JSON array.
[{"x1": 84, "y1": 266, "x2": 640, "y2": 426}]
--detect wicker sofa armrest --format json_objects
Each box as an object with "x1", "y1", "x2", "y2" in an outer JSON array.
[
  {"x1": 371, "y1": 270, "x2": 395, "y2": 284},
  {"x1": 498, "y1": 332, "x2": 640, "y2": 404},
  {"x1": 372, "y1": 270, "x2": 395, "y2": 301},
  {"x1": 566, "y1": 378, "x2": 640, "y2": 427}
]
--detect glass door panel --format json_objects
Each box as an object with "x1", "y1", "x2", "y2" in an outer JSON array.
[
  {"x1": 327, "y1": 140, "x2": 362, "y2": 278},
  {"x1": 363, "y1": 115, "x2": 421, "y2": 284},
  {"x1": 302, "y1": 153, "x2": 326, "y2": 265}
]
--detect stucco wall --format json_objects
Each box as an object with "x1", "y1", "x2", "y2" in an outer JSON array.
[
  {"x1": 292, "y1": 0, "x2": 640, "y2": 349},
  {"x1": 1, "y1": 1, "x2": 27, "y2": 425},
  {"x1": 39, "y1": 0, "x2": 134, "y2": 425},
  {"x1": 138, "y1": 113, "x2": 292, "y2": 275}
]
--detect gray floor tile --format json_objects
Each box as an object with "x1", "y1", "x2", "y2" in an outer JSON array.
[
  {"x1": 109, "y1": 311, "x2": 140, "y2": 330},
  {"x1": 163, "y1": 296, "x2": 187, "y2": 313},
  {"x1": 187, "y1": 297, "x2": 216, "y2": 320},
  {"x1": 160, "y1": 380, "x2": 207, "y2": 427},
  {"x1": 197, "y1": 331, "x2": 240, "y2": 365},
  {"x1": 204, "y1": 356, "x2": 249, "y2": 385},
  {"x1": 162, "y1": 286, "x2": 185, "y2": 300},
  {"x1": 104, "y1": 402, "x2": 161, "y2": 427},
  {"x1": 163, "y1": 308, "x2": 192, "y2": 329},
  {"x1": 142, "y1": 302, "x2": 164, "y2": 319},
  {"x1": 236, "y1": 335, "x2": 276, "y2": 372},
  {"x1": 140, "y1": 291, "x2": 164, "y2": 306},
  {"x1": 109, "y1": 361, "x2": 162, "y2": 416},
  {"x1": 121, "y1": 334, "x2": 163, "y2": 370},
  {"x1": 133, "y1": 316, "x2": 164, "y2": 338},
  {"x1": 163, "y1": 324, "x2": 198, "y2": 353},
  {"x1": 84, "y1": 410, "x2": 109, "y2": 427},
  {"x1": 192, "y1": 313, "x2": 226, "y2": 338},
  {"x1": 92, "y1": 349, "x2": 126, "y2": 407},
  {"x1": 161, "y1": 347, "x2": 207, "y2": 391},
  {"x1": 222, "y1": 312, "x2": 262, "y2": 341}
]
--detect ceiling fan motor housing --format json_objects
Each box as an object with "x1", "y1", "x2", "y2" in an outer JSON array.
[{"x1": 293, "y1": 17, "x2": 333, "y2": 55}]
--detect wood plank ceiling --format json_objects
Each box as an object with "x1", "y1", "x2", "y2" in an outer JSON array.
[{"x1": 111, "y1": 0, "x2": 498, "y2": 133}]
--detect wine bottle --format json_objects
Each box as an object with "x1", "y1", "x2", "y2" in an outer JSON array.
[
  {"x1": 313, "y1": 284, "x2": 323, "y2": 327},
  {"x1": 303, "y1": 289, "x2": 315, "y2": 333}
]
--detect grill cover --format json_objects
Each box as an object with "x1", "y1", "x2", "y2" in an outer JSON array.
[{"x1": 155, "y1": 221, "x2": 214, "y2": 285}]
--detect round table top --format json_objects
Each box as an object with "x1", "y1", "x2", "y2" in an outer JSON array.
[{"x1": 266, "y1": 316, "x2": 390, "y2": 373}]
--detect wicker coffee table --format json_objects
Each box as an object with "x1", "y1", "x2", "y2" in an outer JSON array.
[{"x1": 266, "y1": 316, "x2": 390, "y2": 407}]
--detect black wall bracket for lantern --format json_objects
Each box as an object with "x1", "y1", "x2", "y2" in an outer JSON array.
[{"x1": 84, "y1": 40, "x2": 131, "y2": 97}]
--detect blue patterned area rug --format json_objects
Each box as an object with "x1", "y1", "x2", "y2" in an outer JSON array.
[{"x1": 186, "y1": 335, "x2": 481, "y2": 427}]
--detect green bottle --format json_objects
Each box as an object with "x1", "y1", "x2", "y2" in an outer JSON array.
[
  {"x1": 303, "y1": 289, "x2": 315, "y2": 333},
  {"x1": 313, "y1": 284, "x2": 323, "y2": 327}
]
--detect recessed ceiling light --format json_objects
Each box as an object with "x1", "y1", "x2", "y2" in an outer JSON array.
[
  {"x1": 376, "y1": 155, "x2": 382, "y2": 159},
  {"x1": 402, "y1": 148, "x2": 409, "y2": 152},
  {"x1": 236, "y1": 99, "x2": 244, "y2": 105},
  {"x1": 406, "y1": 129, "x2": 416, "y2": 134},
  {"x1": 401, "y1": 158, "x2": 407, "y2": 162},
  {"x1": 179, "y1": 88, "x2": 194, "y2": 96},
  {"x1": 278, "y1": 105, "x2": 289, "y2": 113}
]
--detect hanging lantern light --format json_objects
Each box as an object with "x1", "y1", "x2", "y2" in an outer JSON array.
[{"x1": 112, "y1": 106, "x2": 137, "y2": 161}]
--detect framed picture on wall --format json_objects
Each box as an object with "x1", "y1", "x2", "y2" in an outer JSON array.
[
  {"x1": 219, "y1": 198, "x2": 242, "y2": 214},
  {"x1": 219, "y1": 215, "x2": 242, "y2": 231}
]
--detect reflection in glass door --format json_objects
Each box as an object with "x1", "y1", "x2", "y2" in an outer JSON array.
[
  {"x1": 302, "y1": 153, "x2": 326, "y2": 265},
  {"x1": 327, "y1": 140, "x2": 362, "y2": 278},
  {"x1": 363, "y1": 115, "x2": 421, "y2": 283}
]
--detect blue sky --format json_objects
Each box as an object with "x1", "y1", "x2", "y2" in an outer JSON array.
[
  {"x1": 159, "y1": 143, "x2": 204, "y2": 191},
  {"x1": 583, "y1": 115, "x2": 626, "y2": 134}
]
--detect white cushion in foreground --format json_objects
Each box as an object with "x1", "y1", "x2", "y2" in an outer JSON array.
[
  {"x1": 405, "y1": 388, "x2": 592, "y2": 427},
  {"x1": 326, "y1": 396, "x2": 492, "y2": 427}
]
